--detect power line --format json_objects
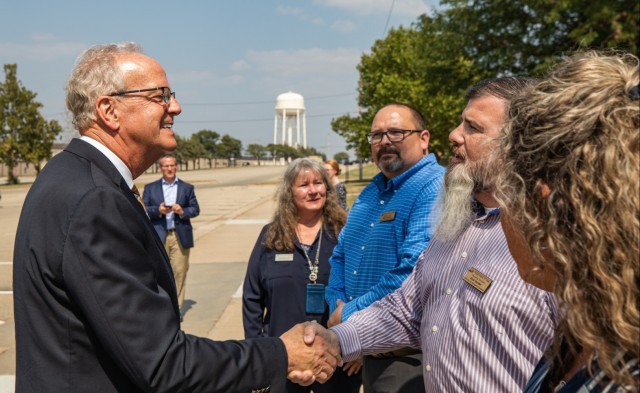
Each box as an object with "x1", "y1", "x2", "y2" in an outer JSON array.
[
  {"x1": 178, "y1": 112, "x2": 358, "y2": 124},
  {"x1": 186, "y1": 92, "x2": 355, "y2": 106},
  {"x1": 382, "y1": 0, "x2": 396, "y2": 38}
]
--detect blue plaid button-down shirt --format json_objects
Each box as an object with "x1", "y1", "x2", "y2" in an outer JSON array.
[{"x1": 326, "y1": 153, "x2": 445, "y2": 321}]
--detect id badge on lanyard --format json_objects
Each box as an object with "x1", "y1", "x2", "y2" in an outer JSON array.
[{"x1": 306, "y1": 283, "x2": 326, "y2": 314}]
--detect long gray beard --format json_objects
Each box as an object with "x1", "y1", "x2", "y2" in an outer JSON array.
[{"x1": 434, "y1": 162, "x2": 476, "y2": 242}]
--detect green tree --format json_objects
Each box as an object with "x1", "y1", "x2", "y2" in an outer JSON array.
[
  {"x1": 441, "y1": 0, "x2": 638, "y2": 75},
  {"x1": 266, "y1": 143, "x2": 301, "y2": 162},
  {"x1": 184, "y1": 136, "x2": 207, "y2": 170},
  {"x1": 298, "y1": 145, "x2": 325, "y2": 161},
  {"x1": 193, "y1": 129, "x2": 220, "y2": 167},
  {"x1": 172, "y1": 134, "x2": 188, "y2": 167},
  {"x1": 21, "y1": 117, "x2": 62, "y2": 174},
  {"x1": 246, "y1": 143, "x2": 266, "y2": 165},
  {"x1": 331, "y1": 25, "x2": 472, "y2": 158},
  {"x1": 172, "y1": 135, "x2": 207, "y2": 170},
  {"x1": 332, "y1": 0, "x2": 638, "y2": 159},
  {"x1": 217, "y1": 134, "x2": 243, "y2": 160},
  {"x1": 0, "y1": 64, "x2": 62, "y2": 184},
  {"x1": 334, "y1": 152, "x2": 349, "y2": 163}
]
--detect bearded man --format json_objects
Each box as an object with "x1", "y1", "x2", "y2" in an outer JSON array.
[{"x1": 327, "y1": 77, "x2": 559, "y2": 392}]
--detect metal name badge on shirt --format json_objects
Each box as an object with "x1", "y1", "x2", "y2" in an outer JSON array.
[
  {"x1": 306, "y1": 283, "x2": 326, "y2": 314},
  {"x1": 275, "y1": 253, "x2": 294, "y2": 262},
  {"x1": 463, "y1": 267, "x2": 493, "y2": 293}
]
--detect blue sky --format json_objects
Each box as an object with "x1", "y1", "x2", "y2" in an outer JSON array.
[{"x1": 1, "y1": 0, "x2": 439, "y2": 159}]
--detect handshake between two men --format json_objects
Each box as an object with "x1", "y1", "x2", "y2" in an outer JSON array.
[{"x1": 280, "y1": 321, "x2": 343, "y2": 386}]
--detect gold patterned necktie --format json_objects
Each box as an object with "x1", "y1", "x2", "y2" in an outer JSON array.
[{"x1": 131, "y1": 185, "x2": 146, "y2": 213}]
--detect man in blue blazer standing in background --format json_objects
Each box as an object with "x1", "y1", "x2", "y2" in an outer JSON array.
[{"x1": 143, "y1": 154, "x2": 200, "y2": 314}]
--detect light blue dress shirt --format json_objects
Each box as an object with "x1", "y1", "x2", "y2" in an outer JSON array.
[
  {"x1": 162, "y1": 178, "x2": 178, "y2": 230},
  {"x1": 326, "y1": 153, "x2": 444, "y2": 321}
]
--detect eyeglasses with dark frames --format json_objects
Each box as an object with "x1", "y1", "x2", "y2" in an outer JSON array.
[
  {"x1": 110, "y1": 87, "x2": 175, "y2": 104},
  {"x1": 366, "y1": 128, "x2": 422, "y2": 144}
]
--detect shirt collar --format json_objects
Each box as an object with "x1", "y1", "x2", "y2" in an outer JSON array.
[
  {"x1": 162, "y1": 177, "x2": 179, "y2": 186},
  {"x1": 472, "y1": 198, "x2": 500, "y2": 219},
  {"x1": 373, "y1": 153, "x2": 436, "y2": 192},
  {"x1": 80, "y1": 136, "x2": 134, "y2": 188}
]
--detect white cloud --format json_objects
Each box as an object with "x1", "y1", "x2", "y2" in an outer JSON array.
[
  {"x1": 275, "y1": 5, "x2": 325, "y2": 25},
  {"x1": 169, "y1": 70, "x2": 216, "y2": 83},
  {"x1": 230, "y1": 60, "x2": 251, "y2": 71},
  {"x1": 169, "y1": 69, "x2": 246, "y2": 89},
  {"x1": 331, "y1": 19, "x2": 357, "y2": 33},
  {"x1": 314, "y1": 0, "x2": 431, "y2": 17},
  {"x1": 0, "y1": 40, "x2": 86, "y2": 62},
  {"x1": 243, "y1": 47, "x2": 361, "y2": 78},
  {"x1": 276, "y1": 5, "x2": 304, "y2": 16},
  {"x1": 30, "y1": 32, "x2": 57, "y2": 42}
]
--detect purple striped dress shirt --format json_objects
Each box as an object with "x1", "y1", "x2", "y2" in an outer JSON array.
[{"x1": 332, "y1": 208, "x2": 559, "y2": 392}]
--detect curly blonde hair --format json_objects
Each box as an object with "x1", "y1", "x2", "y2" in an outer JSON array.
[
  {"x1": 496, "y1": 50, "x2": 639, "y2": 388},
  {"x1": 264, "y1": 158, "x2": 346, "y2": 251}
]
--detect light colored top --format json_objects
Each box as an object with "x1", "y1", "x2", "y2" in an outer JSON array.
[
  {"x1": 162, "y1": 177, "x2": 178, "y2": 229},
  {"x1": 325, "y1": 153, "x2": 445, "y2": 322},
  {"x1": 332, "y1": 208, "x2": 559, "y2": 392}
]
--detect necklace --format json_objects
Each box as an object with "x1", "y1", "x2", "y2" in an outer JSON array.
[{"x1": 297, "y1": 226, "x2": 323, "y2": 283}]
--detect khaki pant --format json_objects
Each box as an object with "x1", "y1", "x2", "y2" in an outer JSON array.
[{"x1": 165, "y1": 231, "x2": 190, "y2": 308}]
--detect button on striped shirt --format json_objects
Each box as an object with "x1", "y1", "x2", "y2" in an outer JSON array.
[
  {"x1": 326, "y1": 154, "x2": 445, "y2": 321},
  {"x1": 332, "y1": 209, "x2": 559, "y2": 392}
]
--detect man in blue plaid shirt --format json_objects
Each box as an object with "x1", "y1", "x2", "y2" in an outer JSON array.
[{"x1": 326, "y1": 103, "x2": 445, "y2": 393}]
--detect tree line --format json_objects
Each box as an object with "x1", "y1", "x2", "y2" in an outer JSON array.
[
  {"x1": 174, "y1": 129, "x2": 326, "y2": 170},
  {"x1": 331, "y1": 0, "x2": 638, "y2": 160}
]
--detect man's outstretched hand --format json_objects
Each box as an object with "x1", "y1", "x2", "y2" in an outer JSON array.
[{"x1": 281, "y1": 321, "x2": 342, "y2": 386}]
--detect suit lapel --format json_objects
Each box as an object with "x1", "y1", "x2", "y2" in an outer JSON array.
[{"x1": 66, "y1": 139, "x2": 173, "y2": 274}]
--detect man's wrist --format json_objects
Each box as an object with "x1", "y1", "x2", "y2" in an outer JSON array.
[{"x1": 329, "y1": 323, "x2": 361, "y2": 363}]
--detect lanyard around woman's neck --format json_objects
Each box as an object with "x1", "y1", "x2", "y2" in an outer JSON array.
[{"x1": 297, "y1": 226, "x2": 322, "y2": 283}]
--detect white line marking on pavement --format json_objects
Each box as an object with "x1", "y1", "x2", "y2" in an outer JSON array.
[
  {"x1": 232, "y1": 283, "x2": 243, "y2": 298},
  {"x1": 0, "y1": 291, "x2": 12, "y2": 295},
  {"x1": 0, "y1": 262, "x2": 11, "y2": 265},
  {"x1": 0, "y1": 375, "x2": 15, "y2": 393}
]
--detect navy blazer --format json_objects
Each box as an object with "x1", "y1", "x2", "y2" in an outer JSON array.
[
  {"x1": 142, "y1": 177, "x2": 199, "y2": 248},
  {"x1": 13, "y1": 139, "x2": 287, "y2": 392}
]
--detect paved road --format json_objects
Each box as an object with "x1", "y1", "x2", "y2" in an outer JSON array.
[{"x1": 0, "y1": 164, "x2": 285, "y2": 390}]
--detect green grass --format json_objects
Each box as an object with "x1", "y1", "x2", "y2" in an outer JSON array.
[{"x1": 339, "y1": 163, "x2": 380, "y2": 209}]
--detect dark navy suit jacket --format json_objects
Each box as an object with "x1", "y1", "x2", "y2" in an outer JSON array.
[
  {"x1": 13, "y1": 139, "x2": 287, "y2": 392},
  {"x1": 142, "y1": 177, "x2": 199, "y2": 248}
]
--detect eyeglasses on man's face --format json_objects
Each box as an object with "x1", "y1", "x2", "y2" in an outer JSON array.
[
  {"x1": 366, "y1": 128, "x2": 422, "y2": 144},
  {"x1": 110, "y1": 87, "x2": 175, "y2": 104}
]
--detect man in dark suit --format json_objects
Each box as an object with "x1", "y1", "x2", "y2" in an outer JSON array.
[
  {"x1": 13, "y1": 42, "x2": 340, "y2": 393},
  {"x1": 143, "y1": 154, "x2": 199, "y2": 312}
]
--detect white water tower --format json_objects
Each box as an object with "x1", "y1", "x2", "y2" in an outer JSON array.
[{"x1": 274, "y1": 91, "x2": 307, "y2": 148}]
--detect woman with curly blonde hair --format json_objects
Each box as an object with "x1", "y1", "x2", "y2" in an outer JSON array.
[
  {"x1": 496, "y1": 51, "x2": 639, "y2": 392},
  {"x1": 242, "y1": 158, "x2": 360, "y2": 392}
]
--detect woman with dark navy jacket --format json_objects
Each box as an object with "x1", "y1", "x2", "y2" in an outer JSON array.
[{"x1": 242, "y1": 158, "x2": 361, "y2": 393}]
